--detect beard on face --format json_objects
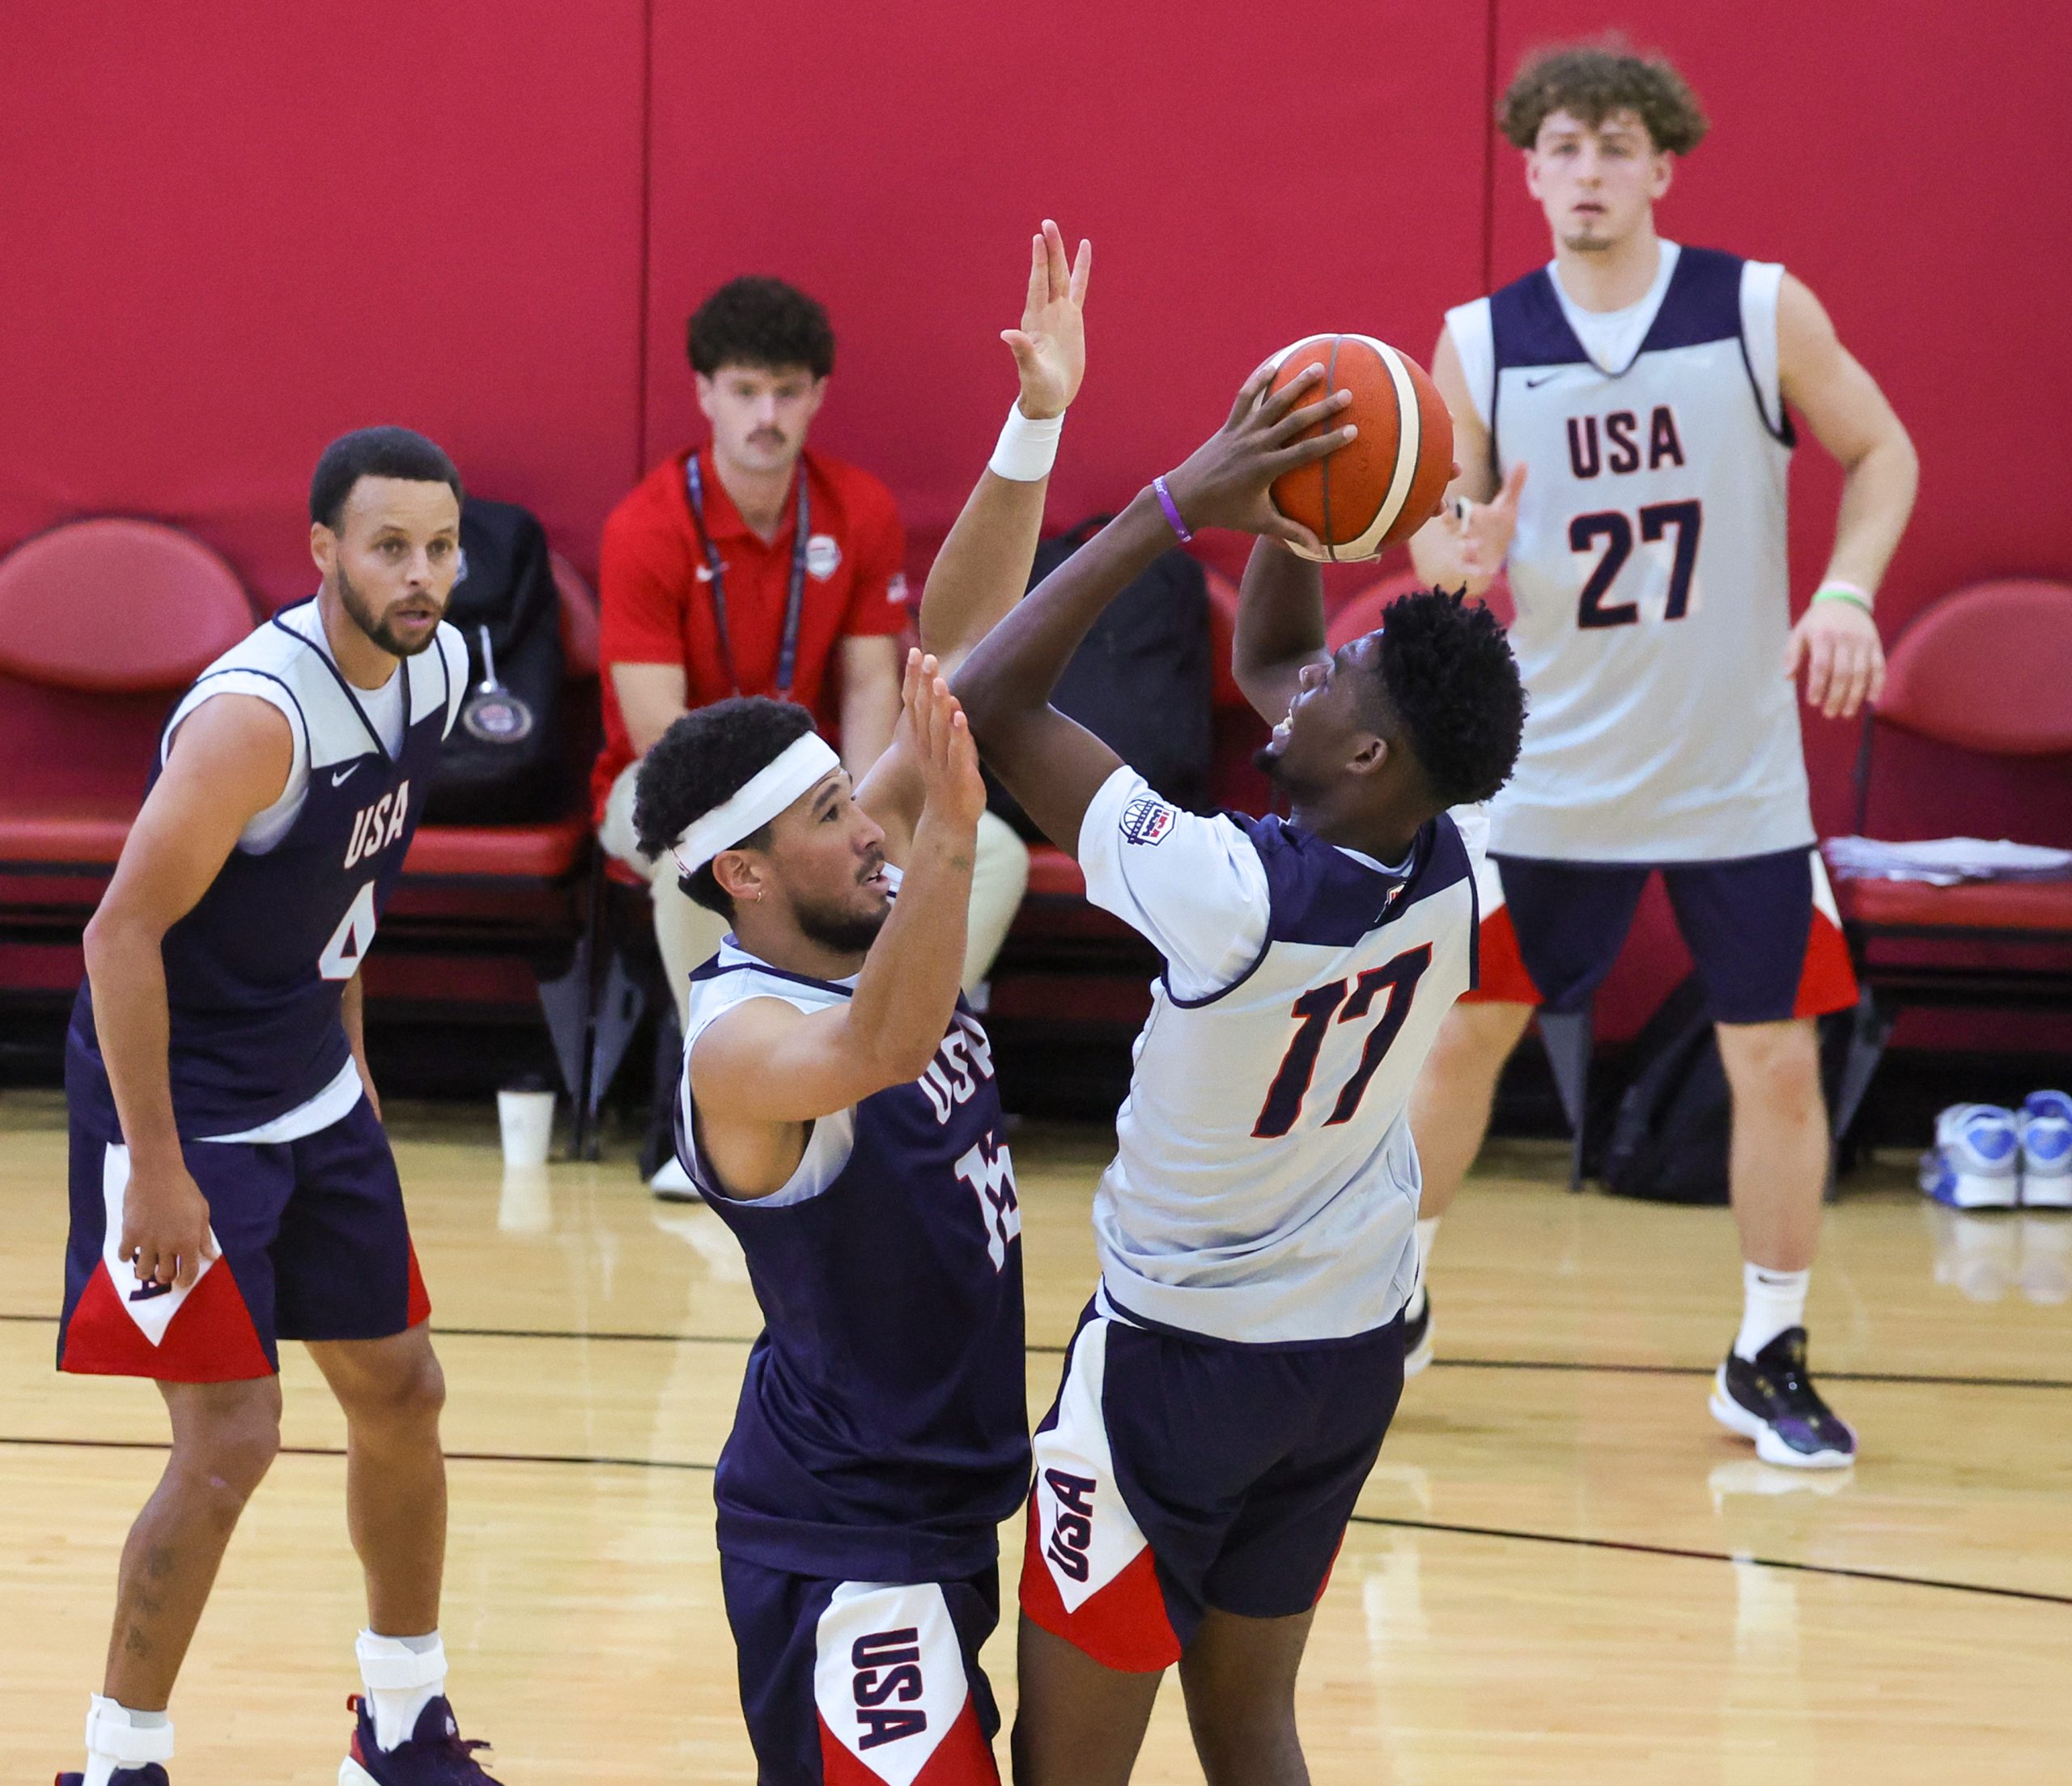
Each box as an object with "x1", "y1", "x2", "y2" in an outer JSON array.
[
  {"x1": 792, "y1": 890, "x2": 888, "y2": 957},
  {"x1": 338, "y1": 560, "x2": 440, "y2": 658},
  {"x1": 1253, "y1": 738, "x2": 1325, "y2": 800}
]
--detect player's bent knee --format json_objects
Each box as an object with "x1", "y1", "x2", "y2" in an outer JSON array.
[{"x1": 1428, "y1": 999, "x2": 1534, "y2": 1078}]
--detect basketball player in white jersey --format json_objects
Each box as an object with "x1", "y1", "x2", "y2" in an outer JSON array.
[
  {"x1": 1404, "y1": 44, "x2": 1919, "y2": 1466},
  {"x1": 956, "y1": 367, "x2": 1523, "y2": 1786}
]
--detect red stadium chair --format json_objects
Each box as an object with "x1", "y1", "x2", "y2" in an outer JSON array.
[
  {"x1": 1827, "y1": 579, "x2": 2072, "y2": 1135},
  {"x1": 0, "y1": 520, "x2": 257, "y2": 1003}
]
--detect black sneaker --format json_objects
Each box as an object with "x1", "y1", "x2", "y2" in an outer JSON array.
[
  {"x1": 57, "y1": 1771, "x2": 168, "y2": 1785},
  {"x1": 1709, "y1": 1326, "x2": 1855, "y2": 1469},
  {"x1": 342, "y1": 1694, "x2": 504, "y2": 1784},
  {"x1": 1402, "y1": 1285, "x2": 1434, "y2": 1378}
]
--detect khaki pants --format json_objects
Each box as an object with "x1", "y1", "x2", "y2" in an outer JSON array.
[{"x1": 600, "y1": 761, "x2": 1030, "y2": 1030}]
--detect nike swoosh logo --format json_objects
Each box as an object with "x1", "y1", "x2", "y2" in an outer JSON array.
[
  {"x1": 331, "y1": 765, "x2": 361, "y2": 787},
  {"x1": 1524, "y1": 371, "x2": 1566, "y2": 388}
]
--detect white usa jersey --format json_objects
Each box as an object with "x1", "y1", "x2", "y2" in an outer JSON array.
[
  {"x1": 1077, "y1": 769, "x2": 1480, "y2": 1344},
  {"x1": 1446, "y1": 243, "x2": 1812, "y2": 862}
]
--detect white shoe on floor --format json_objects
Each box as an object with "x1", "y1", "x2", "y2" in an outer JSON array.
[{"x1": 648, "y1": 1155, "x2": 698, "y2": 1201}]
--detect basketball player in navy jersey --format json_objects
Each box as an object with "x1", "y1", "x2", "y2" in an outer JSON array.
[
  {"x1": 54, "y1": 430, "x2": 502, "y2": 1784},
  {"x1": 1403, "y1": 45, "x2": 1919, "y2": 1466},
  {"x1": 630, "y1": 222, "x2": 1088, "y2": 1786},
  {"x1": 954, "y1": 367, "x2": 1523, "y2": 1786}
]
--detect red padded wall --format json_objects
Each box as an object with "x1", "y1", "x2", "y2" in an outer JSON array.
[
  {"x1": 641, "y1": 0, "x2": 1491, "y2": 553},
  {"x1": 0, "y1": 2, "x2": 648, "y2": 606}
]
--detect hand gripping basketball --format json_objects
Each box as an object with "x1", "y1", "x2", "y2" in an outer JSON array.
[{"x1": 1159, "y1": 363, "x2": 1354, "y2": 554}]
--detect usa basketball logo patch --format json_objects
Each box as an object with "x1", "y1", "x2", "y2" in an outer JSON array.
[{"x1": 1119, "y1": 796, "x2": 1174, "y2": 846}]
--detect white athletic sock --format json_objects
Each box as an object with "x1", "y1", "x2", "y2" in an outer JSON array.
[
  {"x1": 1406, "y1": 1216, "x2": 1441, "y2": 1320},
  {"x1": 82, "y1": 1695, "x2": 174, "y2": 1786},
  {"x1": 1734, "y1": 1263, "x2": 1810, "y2": 1361},
  {"x1": 356, "y1": 1630, "x2": 448, "y2": 1752}
]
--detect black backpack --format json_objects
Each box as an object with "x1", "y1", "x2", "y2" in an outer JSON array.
[
  {"x1": 1599, "y1": 975, "x2": 1731, "y2": 1203},
  {"x1": 425, "y1": 495, "x2": 567, "y2": 825},
  {"x1": 1599, "y1": 974, "x2": 1850, "y2": 1203},
  {"x1": 985, "y1": 515, "x2": 1215, "y2": 836}
]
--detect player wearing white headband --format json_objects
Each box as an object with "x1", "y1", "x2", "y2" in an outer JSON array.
[{"x1": 631, "y1": 221, "x2": 1089, "y2": 1786}]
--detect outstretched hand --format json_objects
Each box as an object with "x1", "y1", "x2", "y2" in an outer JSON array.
[
  {"x1": 1158, "y1": 362, "x2": 1352, "y2": 552},
  {"x1": 1001, "y1": 219, "x2": 1092, "y2": 422},
  {"x1": 904, "y1": 649, "x2": 987, "y2": 831},
  {"x1": 1452, "y1": 459, "x2": 1526, "y2": 584}
]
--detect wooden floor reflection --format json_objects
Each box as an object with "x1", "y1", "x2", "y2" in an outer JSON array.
[{"x1": 3, "y1": 1092, "x2": 2067, "y2": 1782}]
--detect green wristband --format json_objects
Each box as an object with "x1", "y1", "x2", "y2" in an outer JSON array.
[{"x1": 1812, "y1": 583, "x2": 1875, "y2": 615}]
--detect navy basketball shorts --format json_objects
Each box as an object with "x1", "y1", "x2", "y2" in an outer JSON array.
[
  {"x1": 719, "y1": 1554, "x2": 1004, "y2": 1786},
  {"x1": 57, "y1": 1094, "x2": 430, "y2": 1381},
  {"x1": 1019, "y1": 1301, "x2": 1403, "y2": 1671},
  {"x1": 1467, "y1": 846, "x2": 1859, "y2": 1024}
]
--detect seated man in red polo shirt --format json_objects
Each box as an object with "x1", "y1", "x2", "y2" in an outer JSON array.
[{"x1": 596, "y1": 277, "x2": 1030, "y2": 1110}]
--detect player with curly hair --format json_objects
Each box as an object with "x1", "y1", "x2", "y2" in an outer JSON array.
[
  {"x1": 953, "y1": 363, "x2": 1522, "y2": 1786},
  {"x1": 1403, "y1": 39, "x2": 1919, "y2": 1467}
]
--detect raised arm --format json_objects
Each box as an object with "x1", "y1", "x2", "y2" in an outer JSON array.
[
  {"x1": 83, "y1": 696, "x2": 294, "y2": 1286},
  {"x1": 1232, "y1": 538, "x2": 1330, "y2": 725},
  {"x1": 856, "y1": 219, "x2": 1090, "y2": 853},
  {"x1": 1777, "y1": 271, "x2": 1919, "y2": 719},
  {"x1": 1406, "y1": 325, "x2": 1526, "y2": 600},
  {"x1": 955, "y1": 362, "x2": 1348, "y2": 855},
  {"x1": 690, "y1": 664, "x2": 986, "y2": 1151}
]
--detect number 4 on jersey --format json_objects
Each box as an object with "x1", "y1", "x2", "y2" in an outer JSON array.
[
  {"x1": 1253, "y1": 945, "x2": 1432, "y2": 1139},
  {"x1": 317, "y1": 880, "x2": 378, "y2": 981}
]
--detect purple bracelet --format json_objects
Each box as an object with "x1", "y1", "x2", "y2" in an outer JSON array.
[{"x1": 1153, "y1": 475, "x2": 1193, "y2": 543}]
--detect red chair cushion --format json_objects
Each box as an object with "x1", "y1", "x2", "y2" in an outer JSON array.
[
  {"x1": 1199, "y1": 568, "x2": 1250, "y2": 713},
  {"x1": 403, "y1": 816, "x2": 591, "y2": 880},
  {"x1": 550, "y1": 551, "x2": 600, "y2": 680},
  {"x1": 0, "y1": 794, "x2": 136, "y2": 866},
  {"x1": 0, "y1": 520, "x2": 253, "y2": 691},
  {"x1": 1833, "y1": 874, "x2": 2072, "y2": 935},
  {"x1": 1023, "y1": 844, "x2": 1087, "y2": 900},
  {"x1": 1879, "y1": 580, "x2": 2072, "y2": 755}
]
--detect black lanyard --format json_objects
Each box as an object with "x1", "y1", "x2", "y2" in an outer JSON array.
[{"x1": 684, "y1": 452, "x2": 810, "y2": 698}]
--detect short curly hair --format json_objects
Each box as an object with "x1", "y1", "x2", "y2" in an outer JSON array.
[
  {"x1": 1499, "y1": 40, "x2": 1709, "y2": 155},
  {"x1": 687, "y1": 276, "x2": 836, "y2": 380},
  {"x1": 1372, "y1": 589, "x2": 1526, "y2": 808},
  {"x1": 633, "y1": 698, "x2": 819, "y2": 916}
]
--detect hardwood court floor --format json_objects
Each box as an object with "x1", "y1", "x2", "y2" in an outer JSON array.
[{"x1": 3, "y1": 1089, "x2": 2069, "y2": 1782}]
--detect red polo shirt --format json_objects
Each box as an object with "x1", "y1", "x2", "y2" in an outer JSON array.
[{"x1": 592, "y1": 443, "x2": 907, "y2": 823}]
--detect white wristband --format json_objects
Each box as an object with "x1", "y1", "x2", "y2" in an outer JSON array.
[{"x1": 988, "y1": 402, "x2": 1064, "y2": 481}]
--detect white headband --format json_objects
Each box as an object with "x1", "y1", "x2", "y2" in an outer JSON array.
[{"x1": 669, "y1": 732, "x2": 842, "y2": 876}]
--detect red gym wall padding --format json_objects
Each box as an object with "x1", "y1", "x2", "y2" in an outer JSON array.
[{"x1": 4, "y1": 2, "x2": 2068, "y2": 1041}]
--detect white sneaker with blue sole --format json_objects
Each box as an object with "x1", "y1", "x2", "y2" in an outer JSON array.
[
  {"x1": 2019, "y1": 1090, "x2": 2072, "y2": 1208},
  {"x1": 1919, "y1": 1104, "x2": 2020, "y2": 1209}
]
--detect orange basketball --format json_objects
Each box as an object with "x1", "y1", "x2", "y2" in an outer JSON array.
[{"x1": 1266, "y1": 334, "x2": 1454, "y2": 562}]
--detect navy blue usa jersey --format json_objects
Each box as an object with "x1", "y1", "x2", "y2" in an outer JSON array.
[
  {"x1": 677, "y1": 942, "x2": 1030, "y2": 1583},
  {"x1": 69, "y1": 600, "x2": 465, "y2": 1135}
]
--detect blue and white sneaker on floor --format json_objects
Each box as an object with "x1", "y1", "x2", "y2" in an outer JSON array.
[
  {"x1": 342, "y1": 1695, "x2": 503, "y2": 1785},
  {"x1": 1919, "y1": 1104, "x2": 2020, "y2": 1209},
  {"x1": 2017, "y1": 1090, "x2": 2072, "y2": 1208}
]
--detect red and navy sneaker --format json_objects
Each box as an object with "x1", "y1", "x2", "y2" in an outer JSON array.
[
  {"x1": 1708, "y1": 1326, "x2": 1857, "y2": 1470},
  {"x1": 341, "y1": 1694, "x2": 504, "y2": 1785},
  {"x1": 56, "y1": 1772, "x2": 168, "y2": 1785}
]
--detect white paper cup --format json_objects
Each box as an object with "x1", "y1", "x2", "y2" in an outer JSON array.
[{"x1": 496, "y1": 1088, "x2": 556, "y2": 1168}]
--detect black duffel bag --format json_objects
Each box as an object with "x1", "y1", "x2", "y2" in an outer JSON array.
[
  {"x1": 986, "y1": 514, "x2": 1215, "y2": 836},
  {"x1": 1599, "y1": 973, "x2": 1850, "y2": 1203},
  {"x1": 425, "y1": 495, "x2": 567, "y2": 824}
]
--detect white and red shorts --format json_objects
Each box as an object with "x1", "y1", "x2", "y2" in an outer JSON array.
[{"x1": 1020, "y1": 1300, "x2": 1403, "y2": 1672}]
